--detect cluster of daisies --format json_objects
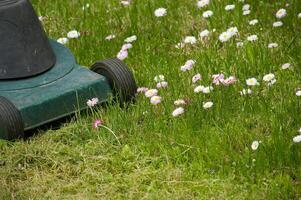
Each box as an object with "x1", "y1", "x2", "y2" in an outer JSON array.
[
  {"x1": 57, "y1": 30, "x2": 81, "y2": 45},
  {"x1": 116, "y1": 35, "x2": 137, "y2": 60},
  {"x1": 134, "y1": 1, "x2": 301, "y2": 147},
  {"x1": 46, "y1": 0, "x2": 301, "y2": 146}
]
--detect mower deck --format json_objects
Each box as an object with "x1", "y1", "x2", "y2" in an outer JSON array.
[{"x1": 0, "y1": 41, "x2": 111, "y2": 131}]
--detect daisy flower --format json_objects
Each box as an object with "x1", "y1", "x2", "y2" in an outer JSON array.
[
  {"x1": 227, "y1": 27, "x2": 238, "y2": 36},
  {"x1": 172, "y1": 107, "x2": 185, "y2": 117},
  {"x1": 121, "y1": 43, "x2": 133, "y2": 51},
  {"x1": 192, "y1": 73, "x2": 201, "y2": 83},
  {"x1": 225, "y1": 4, "x2": 235, "y2": 11},
  {"x1": 263, "y1": 73, "x2": 275, "y2": 82},
  {"x1": 281, "y1": 63, "x2": 290, "y2": 70},
  {"x1": 295, "y1": 90, "x2": 301, "y2": 96},
  {"x1": 203, "y1": 101, "x2": 213, "y2": 109},
  {"x1": 222, "y1": 76, "x2": 237, "y2": 86},
  {"x1": 181, "y1": 60, "x2": 196, "y2": 71},
  {"x1": 212, "y1": 74, "x2": 225, "y2": 85},
  {"x1": 247, "y1": 35, "x2": 258, "y2": 42},
  {"x1": 249, "y1": 19, "x2": 258, "y2": 25},
  {"x1": 57, "y1": 37, "x2": 68, "y2": 45},
  {"x1": 251, "y1": 140, "x2": 259, "y2": 150},
  {"x1": 124, "y1": 35, "x2": 137, "y2": 43},
  {"x1": 137, "y1": 87, "x2": 149, "y2": 93},
  {"x1": 154, "y1": 75, "x2": 165, "y2": 82},
  {"x1": 243, "y1": 10, "x2": 251, "y2": 15},
  {"x1": 203, "y1": 10, "x2": 213, "y2": 18},
  {"x1": 121, "y1": 0, "x2": 131, "y2": 6},
  {"x1": 242, "y1": 4, "x2": 250, "y2": 11},
  {"x1": 93, "y1": 119, "x2": 103, "y2": 129},
  {"x1": 105, "y1": 34, "x2": 116, "y2": 40},
  {"x1": 117, "y1": 50, "x2": 128, "y2": 60},
  {"x1": 199, "y1": 29, "x2": 210, "y2": 38},
  {"x1": 156, "y1": 81, "x2": 168, "y2": 89},
  {"x1": 154, "y1": 8, "x2": 167, "y2": 17},
  {"x1": 145, "y1": 89, "x2": 158, "y2": 98},
  {"x1": 268, "y1": 43, "x2": 278, "y2": 48},
  {"x1": 276, "y1": 8, "x2": 287, "y2": 19},
  {"x1": 273, "y1": 21, "x2": 283, "y2": 27},
  {"x1": 87, "y1": 98, "x2": 99, "y2": 107},
  {"x1": 174, "y1": 99, "x2": 187, "y2": 106},
  {"x1": 298, "y1": 13, "x2": 301, "y2": 18},
  {"x1": 293, "y1": 135, "x2": 301, "y2": 143},
  {"x1": 197, "y1": 0, "x2": 210, "y2": 8},
  {"x1": 246, "y1": 78, "x2": 259, "y2": 86},
  {"x1": 184, "y1": 36, "x2": 197, "y2": 44},
  {"x1": 202, "y1": 86, "x2": 213, "y2": 94},
  {"x1": 219, "y1": 31, "x2": 231, "y2": 42},
  {"x1": 67, "y1": 30, "x2": 80, "y2": 39},
  {"x1": 150, "y1": 96, "x2": 162, "y2": 105},
  {"x1": 194, "y1": 85, "x2": 205, "y2": 93}
]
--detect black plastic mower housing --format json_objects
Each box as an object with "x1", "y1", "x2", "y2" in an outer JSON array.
[{"x1": 0, "y1": 0, "x2": 56, "y2": 80}]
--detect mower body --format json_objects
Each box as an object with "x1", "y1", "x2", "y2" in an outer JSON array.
[{"x1": 0, "y1": 40, "x2": 112, "y2": 131}]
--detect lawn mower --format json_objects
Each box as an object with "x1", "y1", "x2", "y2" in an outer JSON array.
[{"x1": 0, "y1": 0, "x2": 137, "y2": 140}]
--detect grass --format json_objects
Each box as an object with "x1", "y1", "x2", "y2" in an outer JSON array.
[{"x1": 1, "y1": 0, "x2": 301, "y2": 199}]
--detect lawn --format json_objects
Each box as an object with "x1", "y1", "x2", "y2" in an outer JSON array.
[{"x1": 1, "y1": 0, "x2": 301, "y2": 199}]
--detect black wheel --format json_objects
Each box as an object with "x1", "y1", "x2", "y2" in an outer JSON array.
[
  {"x1": 0, "y1": 96, "x2": 24, "y2": 140},
  {"x1": 91, "y1": 58, "x2": 137, "y2": 104}
]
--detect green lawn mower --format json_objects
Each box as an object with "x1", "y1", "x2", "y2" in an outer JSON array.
[{"x1": 0, "y1": 0, "x2": 137, "y2": 140}]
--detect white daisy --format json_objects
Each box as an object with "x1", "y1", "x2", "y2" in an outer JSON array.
[
  {"x1": 273, "y1": 21, "x2": 283, "y2": 27},
  {"x1": 124, "y1": 35, "x2": 137, "y2": 43},
  {"x1": 154, "y1": 8, "x2": 167, "y2": 17},
  {"x1": 281, "y1": 63, "x2": 290, "y2": 70},
  {"x1": 184, "y1": 36, "x2": 197, "y2": 44},
  {"x1": 242, "y1": 4, "x2": 250, "y2": 11},
  {"x1": 246, "y1": 78, "x2": 259, "y2": 86},
  {"x1": 296, "y1": 90, "x2": 301, "y2": 96},
  {"x1": 199, "y1": 29, "x2": 210, "y2": 38},
  {"x1": 227, "y1": 27, "x2": 238, "y2": 37},
  {"x1": 154, "y1": 75, "x2": 165, "y2": 82},
  {"x1": 197, "y1": 0, "x2": 210, "y2": 8},
  {"x1": 225, "y1": 4, "x2": 235, "y2": 11},
  {"x1": 203, "y1": 101, "x2": 213, "y2": 109},
  {"x1": 249, "y1": 19, "x2": 258, "y2": 25},
  {"x1": 268, "y1": 43, "x2": 278, "y2": 48},
  {"x1": 243, "y1": 10, "x2": 251, "y2": 15},
  {"x1": 219, "y1": 32, "x2": 231, "y2": 42},
  {"x1": 247, "y1": 35, "x2": 258, "y2": 42},
  {"x1": 172, "y1": 107, "x2": 185, "y2": 117},
  {"x1": 145, "y1": 89, "x2": 158, "y2": 98},
  {"x1": 194, "y1": 85, "x2": 205, "y2": 93},
  {"x1": 57, "y1": 37, "x2": 68, "y2": 45},
  {"x1": 105, "y1": 34, "x2": 116, "y2": 40},
  {"x1": 251, "y1": 141, "x2": 259, "y2": 150},
  {"x1": 203, "y1": 10, "x2": 213, "y2": 18},
  {"x1": 276, "y1": 8, "x2": 287, "y2": 19},
  {"x1": 67, "y1": 30, "x2": 80, "y2": 39},
  {"x1": 263, "y1": 73, "x2": 275, "y2": 82},
  {"x1": 150, "y1": 96, "x2": 162, "y2": 105}
]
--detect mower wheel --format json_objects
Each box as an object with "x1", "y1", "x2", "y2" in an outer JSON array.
[
  {"x1": 91, "y1": 58, "x2": 137, "y2": 104},
  {"x1": 0, "y1": 97, "x2": 24, "y2": 140}
]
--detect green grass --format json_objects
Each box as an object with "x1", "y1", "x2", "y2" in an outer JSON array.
[{"x1": 1, "y1": 0, "x2": 301, "y2": 199}]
